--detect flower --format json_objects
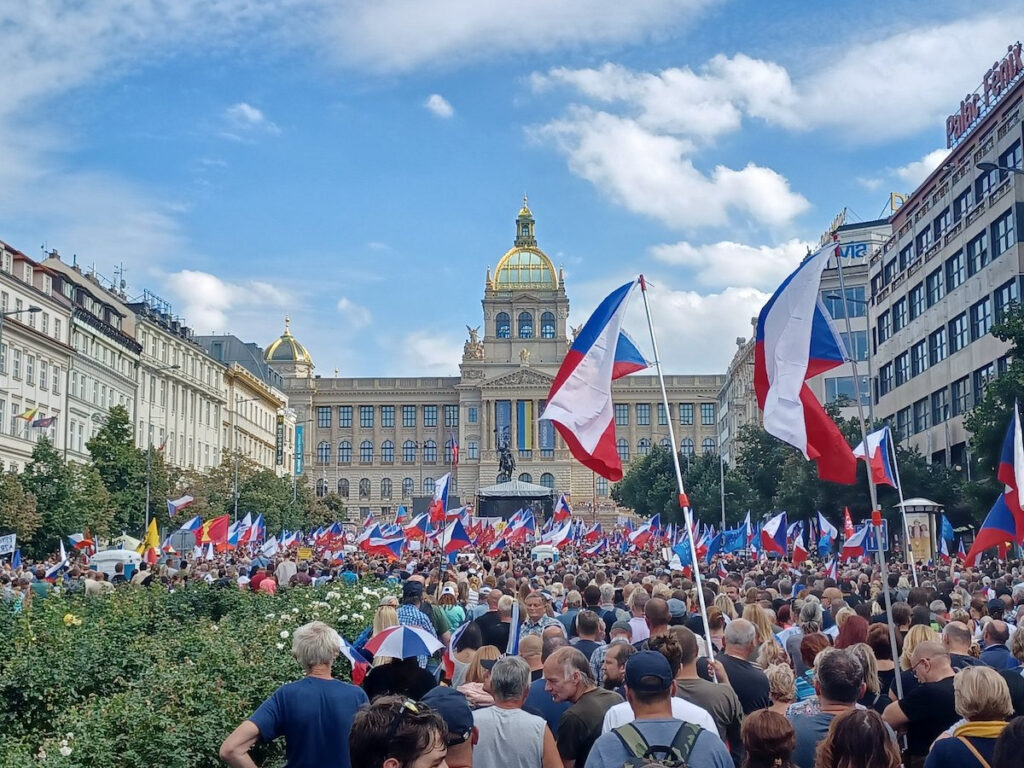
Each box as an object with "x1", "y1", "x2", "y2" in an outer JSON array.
[
  {"x1": 280, "y1": 630, "x2": 289, "y2": 639},
  {"x1": 59, "y1": 746, "x2": 72, "y2": 757},
  {"x1": 276, "y1": 643, "x2": 284, "y2": 650},
  {"x1": 265, "y1": 613, "x2": 275, "y2": 620},
  {"x1": 62, "y1": 613, "x2": 82, "y2": 627}
]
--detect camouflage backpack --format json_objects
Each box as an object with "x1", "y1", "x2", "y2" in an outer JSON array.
[{"x1": 611, "y1": 721, "x2": 702, "y2": 768}]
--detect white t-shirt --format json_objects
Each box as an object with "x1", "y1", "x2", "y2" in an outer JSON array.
[{"x1": 601, "y1": 698, "x2": 718, "y2": 737}]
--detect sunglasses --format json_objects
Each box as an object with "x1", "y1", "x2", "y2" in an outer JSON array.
[{"x1": 385, "y1": 699, "x2": 422, "y2": 744}]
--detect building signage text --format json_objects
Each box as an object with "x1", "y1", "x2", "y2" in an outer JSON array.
[{"x1": 947, "y1": 42, "x2": 1023, "y2": 148}]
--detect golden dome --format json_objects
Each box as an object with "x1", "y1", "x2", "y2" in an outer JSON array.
[
  {"x1": 265, "y1": 316, "x2": 313, "y2": 365},
  {"x1": 493, "y1": 247, "x2": 557, "y2": 289}
]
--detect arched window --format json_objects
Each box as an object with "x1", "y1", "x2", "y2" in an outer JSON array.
[
  {"x1": 659, "y1": 437, "x2": 672, "y2": 450},
  {"x1": 518, "y1": 472, "x2": 533, "y2": 483},
  {"x1": 338, "y1": 440, "x2": 352, "y2": 463},
  {"x1": 381, "y1": 478, "x2": 392, "y2": 499},
  {"x1": 637, "y1": 438, "x2": 651, "y2": 456},
  {"x1": 423, "y1": 477, "x2": 435, "y2": 495},
  {"x1": 316, "y1": 478, "x2": 327, "y2": 497},
  {"x1": 444, "y1": 438, "x2": 456, "y2": 464},
  {"x1": 360, "y1": 440, "x2": 373, "y2": 463},
  {"x1": 680, "y1": 438, "x2": 694, "y2": 456},
  {"x1": 403, "y1": 440, "x2": 416, "y2": 462},
  {"x1": 617, "y1": 438, "x2": 629, "y2": 462},
  {"x1": 541, "y1": 311, "x2": 556, "y2": 339},
  {"x1": 381, "y1": 440, "x2": 394, "y2": 463},
  {"x1": 540, "y1": 472, "x2": 555, "y2": 490},
  {"x1": 402, "y1": 477, "x2": 414, "y2": 498},
  {"x1": 496, "y1": 312, "x2": 511, "y2": 339},
  {"x1": 424, "y1": 440, "x2": 437, "y2": 463},
  {"x1": 596, "y1": 477, "x2": 609, "y2": 496},
  {"x1": 518, "y1": 312, "x2": 534, "y2": 338},
  {"x1": 702, "y1": 437, "x2": 717, "y2": 454},
  {"x1": 338, "y1": 478, "x2": 349, "y2": 498},
  {"x1": 317, "y1": 441, "x2": 330, "y2": 464},
  {"x1": 359, "y1": 478, "x2": 371, "y2": 498}
]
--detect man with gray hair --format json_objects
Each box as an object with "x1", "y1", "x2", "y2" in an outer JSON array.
[
  {"x1": 717, "y1": 618, "x2": 769, "y2": 714},
  {"x1": 544, "y1": 646, "x2": 622, "y2": 768},
  {"x1": 220, "y1": 621, "x2": 369, "y2": 768},
  {"x1": 474, "y1": 656, "x2": 562, "y2": 768},
  {"x1": 786, "y1": 599, "x2": 822, "y2": 675},
  {"x1": 787, "y1": 648, "x2": 866, "y2": 768}
]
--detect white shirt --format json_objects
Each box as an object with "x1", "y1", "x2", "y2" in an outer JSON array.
[{"x1": 601, "y1": 698, "x2": 718, "y2": 736}]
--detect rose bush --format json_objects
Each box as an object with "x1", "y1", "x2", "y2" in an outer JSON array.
[{"x1": 0, "y1": 579, "x2": 396, "y2": 767}]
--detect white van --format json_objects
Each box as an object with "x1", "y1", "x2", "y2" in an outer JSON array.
[
  {"x1": 531, "y1": 544, "x2": 559, "y2": 562},
  {"x1": 90, "y1": 549, "x2": 143, "y2": 579}
]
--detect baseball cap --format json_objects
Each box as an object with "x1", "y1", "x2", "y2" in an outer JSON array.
[
  {"x1": 480, "y1": 657, "x2": 500, "y2": 671},
  {"x1": 611, "y1": 620, "x2": 633, "y2": 636},
  {"x1": 402, "y1": 580, "x2": 424, "y2": 599},
  {"x1": 666, "y1": 598, "x2": 687, "y2": 619},
  {"x1": 988, "y1": 598, "x2": 1005, "y2": 613},
  {"x1": 420, "y1": 687, "x2": 474, "y2": 746},
  {"x1": 625, "y1": 651, "x2": 674, "y2": 693},
  {"x1": 479, "y1": 586, "x2": 492, "y2": 597},
  {"x1": 441, "y1": 585, "x2": 456, "y2": 596}
]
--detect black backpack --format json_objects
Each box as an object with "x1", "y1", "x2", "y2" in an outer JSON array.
[{"x1": 611, "y1": 721, "x2": 701, "y2": 768}]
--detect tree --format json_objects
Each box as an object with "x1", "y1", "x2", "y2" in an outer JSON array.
[
  {"x1": 0, "y1": 471, "x2": 40, "y2": 546},
  {"x1": 87, "y1": 405, "x2": 147, "y2": 533}
]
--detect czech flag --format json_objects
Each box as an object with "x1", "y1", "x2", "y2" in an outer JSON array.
[
  {"x1": 957, "y1": 538, "x2": 967, "y2": 562},
  {"x1": 584, "y1": 522, "x2": 603, "y2": 542},
  {"x1": 177, "y1": 515, "x2": 202, "y2": 534},
  {"x1": 754, "y1": 243, "x2": 857, "y2": 484},
  {"x1": 68, "y1": 532, "x2": 94, "y2": 552},
  {"x1": 852, "y1": 427, "x2": 899, "y2": 488},
  {"x1": 395, "y1": 505, "x2": 409, "y2": 525},
  {"x1": 585, "y1": 539, "x2": 607, "y2": 556},
  {"x1": 443, "y1": 518, "x2": 472, "y2": 554},
  {"x1": 167, "y1": 494, "x2": 195, "y2": 517},
  {"x1": 429, "y1": 473, "x2": 451, "y2": 524},
  {"x1": 841, "y1": 526, "x2": 869, "y2": 561},
  {"x1": 339, "y1": 636, "x2": 371, "y2": 685},
  {"x1": 404, "y1": 513, "x2": 431, "y2": 540},
  {"x1": 964, "y1": 495, "x2": 1019, "y2": 564},
  {"x1": 761, "y1": 512, "x2": 787, "y2": 556},
  {"x1": 365, "y1": 531, "x2": 405, "y2": 561},
  {"x1": 824, "y1": 557, "x2": 838, "y2": 580},
  {"x1": 553, "y1": 494, "x2": 572, "y2": 523},
  {"x1": 938, "y1": 537, "x2": 951, "y2": 564},
  {"x1": 717, "y1": 561, "x2": 728, "y2": 580},
  {"x1": 792, "y1": 531, "x2": 808, "y2": 566},
  {"x1": 541, "y1": 279, "x2": 648, "y2": 481},
  {"x1": 996, "y1": 402, "x2": 1024, "y2": 542},
  {"x1": 547, "y1": 520, "x2": 573, "y2": 549},
  {"x1": 487, "y1": 536, "x2": 508, "y2": 558}
]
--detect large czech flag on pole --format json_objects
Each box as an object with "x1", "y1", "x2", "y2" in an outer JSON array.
[
  {"x1": 761, "y1": 512, "x2": 787, "y2": 556},
  {"x1": 964, "y1": 495, "x2": 1019, "y2": 564},
  {"x1": 996, "y1": 401, "x2": 1024, "y2": 543},
  {"x1": 754, "y1": 245, "x2": 857, "y2": 484},
  {"x1": 541, "y1": 280, "x2": 648, "y2": 481},
  {"x1": 852, "y1": 426, "x2": 898, "y2": 488}
]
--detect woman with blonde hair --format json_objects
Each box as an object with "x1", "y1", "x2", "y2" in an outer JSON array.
[
  {"x1": 765, "y1": 663, "x2": 797, "y2": 717},
  {"x1": 848, "y1": 643, "x2": 890, "y2": 714},
  {"x1": 924, "y1": 666, "x2": 1012, "y2": 768},
  {"x1": 894, "y1": 624, "x2": 939, "y2": 696},
  {"x1": 715, "y1": 592, "x2": 738, "y2": 620},
  {"x1": 758, "y1": 639, "x2": 789, "y2": 669},
  {"x1": 814, "y1": 709, "x2": 900, "y2": 768},
  {"x1": 458, "y1": 645, "x2": 501, "y2": 708},
  {"x1": 743, "y1": 603, "x2": 776, "y2": 648},
  {"x1": 369, "y1": 600, "x2": 400, "y2": 666}
]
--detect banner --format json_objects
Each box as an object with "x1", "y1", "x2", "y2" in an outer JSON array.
[
  {"x1": 495, "y1": 400, "x2": 512, "y2": 446},
  {"x1": 517, "y1": 400, "x2": 533, "y2": 451},
  {"x1": 294, "y1": 424, "x2": 304, "y2": 476},
  {"x1": 0, "y1": 533, "x2": 15, "y2": 556},
  {"x1": 275, "y1": 414, "x2": 285, "y2": 465},
  {"x1": 539, "y1": 399, "x2": 555, "y2": 453}
]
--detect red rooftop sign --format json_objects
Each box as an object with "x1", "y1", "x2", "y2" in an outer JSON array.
[{"x1": 946, "y1": 42, "x2": 1023, "y2": 148}]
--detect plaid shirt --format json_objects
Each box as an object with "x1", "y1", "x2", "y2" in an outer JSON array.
[
  {"x1": 521, "y1": 615, "x2": 562, "y2": 638},
  {"x1": 397, "y1": 603, "x2": 438, "y2": 667}
]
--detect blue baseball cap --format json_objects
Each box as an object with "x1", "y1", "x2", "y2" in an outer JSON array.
[
  {"x1": 625, "y1": 651, "x2": 674, "y2": 693},
  {"x1": 421, "y1": 687, "x2": 474, "y2": 745}
]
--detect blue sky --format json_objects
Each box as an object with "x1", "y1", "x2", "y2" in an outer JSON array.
[{"x1": 1, "y1": 1, "x2": 1019, "y2": 377}]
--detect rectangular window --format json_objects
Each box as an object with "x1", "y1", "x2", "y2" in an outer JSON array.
[
  {"x1": 976, "y1": 165, "x2": 999, "y2": 200},
  {"x1": 911, "y1": 339, "x2": 928, "y2": 377},
  {"x1": 933, "y1": 207, "x2": 951, "y2": 238},
  {"x1": 636, "y1": 403, "x2": 651, "y2": 426},
  {"x1": 0, "y1": 343, "x2": 5, "y2": 375},
  {"x1": 909, "y1": 283, "x2": 925, "y2": 320},
  {"x1": 913, "y1": 398, "x2": 930, "y2": 434},
  {"x1": 423, "y1": 405, "x2": 437, "y2": 427},
  {"x1": 970, "y1": 297, "x2": 993, "y2": 341},
  {"x1": 992, "y1": 208, "x2": 1016, "y2": 257},
  {"x1": 39, "y1": 361, "x2": 47, "y2": 390},
  {"x1": 41, "y1": 313, "x2": 48, "y2": 336},
  {"x1": 973, "y1": 363, "x2": 996, "y2": 405},
  {"x1": 953, "y1": 188, "x2": 973, "y2": 221},
  {"x1": 999, "y1": 141, "x2": 1022, "y2": 174},
  {"x1": 701, "y1": 403, "x2": 715, "y2": 425},
  {"x1": 879, "y1": 362, "x2": 894, "y2": 396},
  {"x1": 892, "y1": 298, "x2": 907, "y2": 332},
  {"x1": 822, "y1": 286, "x2": 866, "y2": 319},
  {"x1": 949, "y1": 313, "x2": 969, "y2": 353},
  {"x1": 839, "y1": 330, "x2": 868, "y2": 361},
  {"x1": 679, "y1": 403, "x2": 693, "y2": 425},
  {"x1": 52, "y1": 366, "x2": 60, "y2": 395},
  {"x1": 24, "y1": 354, "x2": 33, "y2": 385},
  {"x1": 877, "y1": 310, "x2": 892, "y2": 344},
  {"x1": 895, "y1": 407, "x2": 911, "y2": 440},
  {"x1": 381, "y1": 405, "x2": 395, "y2": 428},
  {"x1": 945, "y1": 250, "x2": 965, "y2": 292},
  {"x1": 895, "y1": 352, "x2": 910, "y2": 386},
  {"x1": 657, "y1": 403, "x2": 668, "y2": 425},
  {"x1": 932, "y1": 388, "x2": 949, "y2": 425},
  {"x1": 824, "y1": 376, "x2": 870, "y2": 405},
  {"x1": 444, "y1": 405, "x2": 459, "y2": 428},
  {"x1": 316, "y1": 406, "x2": 331, "y2": 428},
  {"x1": 467, "y1": 407, "x2": 478, "y2": 424},
  {"x1": 467, "y1": 440, "x2": 479, "y2": 460},
  {"x1": 883, "y1": 258, "x2": 898, "y2": 285},
  {"x1": 402, "y1": 405, "x2": 416, "y2": 428},
  {"x1": 995, "y1": 278, "x2": 1020, "y2": 322},
  {"x1": 54, "y1": 318, "x2": 61, "y2": 341},
  {"x1": 916, "y1": 228, "x2": 934, "y2": 256},
  {"x1": 926, "y1": 267, "x2": 944, "y2": 306},
  {"x1": 967, "y1": 231, "x2": 989, "y2": 276},
  {"x1": 360, "y1": 405, "x2": 374, "y2": 428},
  {"x1": 614, "y1": 403, "x2": 629, "y2": 426},
  {"x1": 951, "y1": 376, "x2": 970, "y2": 416},
  {"x1": 338, "y1": 406, "x2": 353, "y2": 428},
  {"x1": 899, "y1": 243, "x2": 915, "y2": 271},
  {"x1": 928, "y1": 327, "x2": 947, "y2": 366}
]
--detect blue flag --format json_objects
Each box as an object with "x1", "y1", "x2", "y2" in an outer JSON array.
[
  {"x1": 671, "y1": 542, "x2": 692, "y2": 567},
  {"x1": 11, "y1": 549, "x2": 21, "y2": 569},
  {"x1": 817, "y1": 533, "x2": 834, "y2": 559},
  {"x1": 722, "y1": 527, "x2": 746, "y2": 553},
  {"x1": 705, "y1": 532, "x2": 723, "y2": 564},
  {"x1": 940, "y1": 515, "x2": 955, "y2": 542}
]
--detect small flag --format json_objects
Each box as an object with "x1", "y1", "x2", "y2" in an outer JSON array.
[
  {"x1": 506, "y1": 599, "x2": 522, "y2": 655},
  {"x1": 31, "y1": 416, "x2": 56, "y2": 428},
  {"x1": 167, "y1": 495, "x2": 195, "y2": 517},
  {"x1": 16, "y1": 408, "x2": 38, "y2": 421},
  {"x1": 339, "y1": 636, "x2": 371, "y2": 685},
  {"x1": 12, "y1": 549, "x2": 21, "y2": 569}
]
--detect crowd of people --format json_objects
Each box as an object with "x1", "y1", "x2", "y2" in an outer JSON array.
[{"x1": 6, "y1": 537, "x2": 1024, "y2": 768}]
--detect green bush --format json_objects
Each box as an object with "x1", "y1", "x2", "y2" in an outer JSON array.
[{"x1": 0, "y1": 580, "x2": 396, "y2": 767}]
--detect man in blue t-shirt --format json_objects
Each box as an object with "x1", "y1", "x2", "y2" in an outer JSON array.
[{"x1": 220, "y1": 621, "x2": 368, "y2": 768}]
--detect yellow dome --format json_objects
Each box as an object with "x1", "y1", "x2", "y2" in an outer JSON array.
[
  {"x1": 493, "y1": 247, "x2": 557, "y2": 289},
  {"x1": 265, "y1": 316, "x2": 313, "y2": 365}
]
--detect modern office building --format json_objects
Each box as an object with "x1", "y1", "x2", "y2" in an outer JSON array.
[
  {"x1": 266, "y1": 201, "x2": 723, "y2": 519},
  {"x1": 870, "y1": 45, "x2": 1023, "y2": 466}
]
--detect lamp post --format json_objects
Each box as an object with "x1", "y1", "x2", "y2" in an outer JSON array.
[
  {"x1": 825, "y1": 293, "x2": 875, "y2": 424},
  {"x1": 0, "y1": 306, "x2": 42, "y2": 361},
  {"x1": 233, "y1": 395, "x2": 261, "y2": 523},
  {"x1": 976, "y1": 161, "x2": 1024, "y2": 177},
  {"x1": 145, "y1": 363, "x2": 180, "y2": 529}
]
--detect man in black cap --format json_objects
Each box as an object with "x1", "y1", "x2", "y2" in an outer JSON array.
[
  {"x1": 421, "y1": 687, "x2": 477, "y2": 768},
  {"x1": 584, "y1": 652, "x2": 732, "y2": 768},
  {"x1": 396, "y1": 578, "x2": 439, "y2": 668}
]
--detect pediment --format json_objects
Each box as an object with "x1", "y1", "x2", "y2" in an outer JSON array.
[{"x1": 482, "y1": 368, "x2": 555, "y2": 389}]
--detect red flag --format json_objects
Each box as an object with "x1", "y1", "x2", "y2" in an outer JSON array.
[
  {"x1": 197, "y1": 515, "x2": 230, "y2": 544},
  {"x1": 843, "y1": 507, "x2": 855, "y2": 539}
]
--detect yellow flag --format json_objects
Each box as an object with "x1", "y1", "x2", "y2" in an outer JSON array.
[{"x1": 138, "y1": 518, "x2": 159, "y2": 560}]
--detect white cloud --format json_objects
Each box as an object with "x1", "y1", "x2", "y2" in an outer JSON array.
[
  {"x1": 221, "y1": 102, "x2": 280, "y2": 140},
  {"x1": 336, "y1": 297, "x2": 372, "y2": 327},
  {"x1": 424, "y1": 94, "x2": 454, "y2": 118},
  {"x1": 650, "y1": 238, "x2": 809, "y2": 289},
  {"x1": 533, "y1": 108, "x2": 809, "y2": 230},
  {"x1": 164, "y1": 270, "x2": 291, "y2": 333},
  {"x1": 393, "y1": 330, "x2": 463, "y2": 375},
  {"x1": 893, "y1": 148, "x2": 951, "y2": 187}
]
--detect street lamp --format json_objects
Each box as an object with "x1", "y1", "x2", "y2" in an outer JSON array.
[
  {"x1": 976, "y1": 161, "x2": 1024, "y2": 176},
  {"x1": 824, "y1": 293, "x2": 875, "y2": 424},
  {"x1": 145, "y1": 363, "x2": 180, "y2": 529},
  {"x1": 233, "y1": 395, "x2": 261, "y2": 522},
  {"x1": 0, "y1": 306, "x2": 43, "y2": 367}
]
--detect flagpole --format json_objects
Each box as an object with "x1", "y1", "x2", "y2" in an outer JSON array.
[
  {"x1": 833, "y1": 239, "x2": 904, "y2": 702},
  {"x1": 638, "y1": 276, "x2": 717, "y2": 671},
  {"x1": 885, "y1": 426, "x2": 918, "y2": 586}
]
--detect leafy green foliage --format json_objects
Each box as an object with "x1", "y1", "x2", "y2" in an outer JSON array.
[
  {"x1": 86, "y1": 406, "x2": 149, "y2": 533},
  {"x1": 0, "y1": 470, "x2": 40, "y2": 544}
]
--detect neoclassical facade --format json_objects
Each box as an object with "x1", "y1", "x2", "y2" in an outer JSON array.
[{"x1": 267, "y1": 202, "x2": 723, "y2": 518}]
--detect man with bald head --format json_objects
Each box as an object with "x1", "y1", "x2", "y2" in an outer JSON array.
[
  {"x1": 632, "y1": 597, "x2": 671, "y2": 651},
  {"x1": 475, "y1": 588, "x2": 504, "y2": 643},
  {"x1": 941, "y1": 621, "x2": 982, "y2": 669},
  {"x1": 980, "y1": 619, "x2": 1020, "y2": 670},
  {"x1": 883, "y1": 640, "x2": 957, "y2": 767}
]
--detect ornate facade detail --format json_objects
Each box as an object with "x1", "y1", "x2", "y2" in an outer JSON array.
[
  {"x1": 519, "y1": 347, "x2": 530, "y2": 365},
  {"x1": 483, "y1": 368, "x2": 553, "y2": 389}
]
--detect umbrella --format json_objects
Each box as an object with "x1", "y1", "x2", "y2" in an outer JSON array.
[{"x1": 363, "y1": 626, "x2": 444, "y2": 659}]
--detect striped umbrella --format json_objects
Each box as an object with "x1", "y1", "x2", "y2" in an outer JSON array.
[{"x1": 363, "y1": 626, "x2": 444, "y2": 659}]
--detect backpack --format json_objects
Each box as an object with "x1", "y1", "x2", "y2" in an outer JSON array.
[{"x1": 611, "y1": 721, "x2": 701, "y2": 768}]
